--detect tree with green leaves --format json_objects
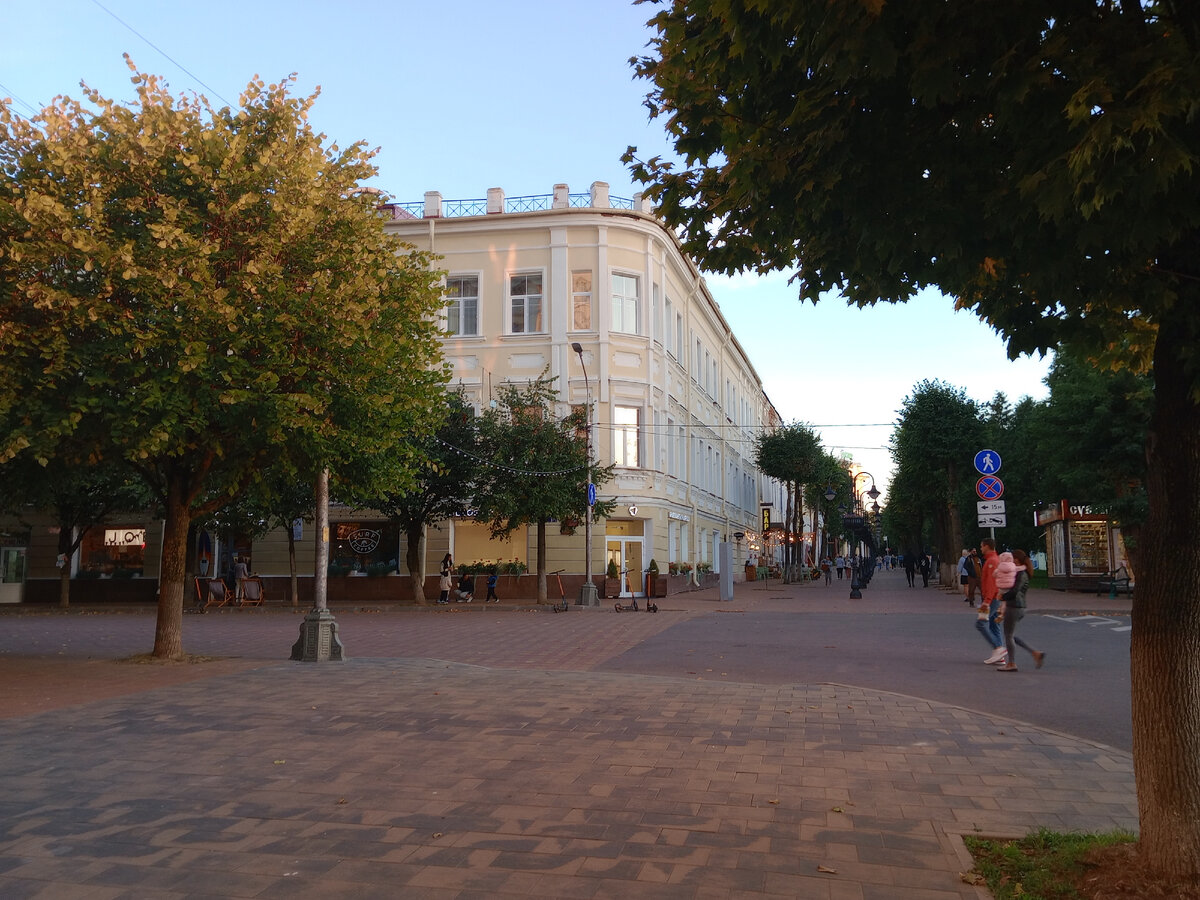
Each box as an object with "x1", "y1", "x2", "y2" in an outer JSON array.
[
  {"x1": 754, "y1": 422, "x2": 824, "y2": 580},
  {"x1": 0, "y1": 61, "x2": 447, "y2": 657},
  {"x1": 627, "y1": 0, "x2": 1200, "y2": 878},
  {"x1": 889, "y1": 381, "x2": 984, "y2": 581},
  {"x1": 1030, "y1": 350, "x2": 1152, "y2": 532},
  {"x1": 474, "y1": 376, "x2": 614, "y2": 604},
  {"x1": 369, "y1": 391, "x2": 481, "y2": 605}
]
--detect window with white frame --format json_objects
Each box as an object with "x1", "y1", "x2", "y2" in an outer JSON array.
[
  {"x1": 611, "y1": 273, "x2": 639, "y2": 335},
  {"x1": 445, "y1": 275, "x2": 478, "y2": 336},
  {"x1": 509, "y1": 272, "x2": 543, "y2": 333},
  {"x1": 571, "y1": 271, "x2": 592, "y2": 331},
  {"x1": 676, "y1": 314, "x2": 685, "y2": 365},
  {"x1": 652, "y1": 283, "x2": 661, "y2": 343},
  {"x1": 613, "y1": 405, "x2": 640, "y2": 467},
  {"x1": 666, "y1": 416, "x2": 677, "y2": 476},
  {"x1": 665, "y1": 299, "x2": 674, "y2": 356}
]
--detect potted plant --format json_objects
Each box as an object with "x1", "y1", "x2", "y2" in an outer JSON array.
[{"x1": 605, "y1": 558, "x2": 622, "y2": 598}]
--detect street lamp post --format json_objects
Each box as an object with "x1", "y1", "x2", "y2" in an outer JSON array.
[
  {"x1": 848, "y1": 472, "x2": 881, "y2": 599},
  {"x1": 572, "y1": 343, "x2": 598, "y2": 607}
]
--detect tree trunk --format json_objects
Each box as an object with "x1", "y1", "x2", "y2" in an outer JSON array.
[
  {"x1": 535, "y1": 518, "x2": 547, "y2": 603},
  {"x1": 405, "y1": 522, "x2": 427, "y2": 605},
  {"x1": 152, "y1": 476, "x2": 190, "y2": 659},
  {"x1": 56, "y1": 524, "x2": 72, "y2": 608},
  {"x1": 1132, "y1": 317, "x2": 1200, "y2": 882},
  {"x1": 287, "y1": 525, "x2": 298, "y2": 607}
]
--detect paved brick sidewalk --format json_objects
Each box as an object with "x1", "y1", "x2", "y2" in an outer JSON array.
[{"x1": 0, "y1": 573, "x2": 1136, "y2": 898}]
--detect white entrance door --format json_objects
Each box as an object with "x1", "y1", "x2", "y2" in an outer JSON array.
[
  {"x1": 0, "y1": 546, "x2": 27, "y2": 604},
  {"x1": 606, "y1": 538, "x2": 645, "y2": 598}
]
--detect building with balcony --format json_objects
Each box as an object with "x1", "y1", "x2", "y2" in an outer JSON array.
[
  {"x1": 382, "y1": 181, "x2": 784, "y2": 597},
  {"x1": 2, "y1": 181, "x2": 789, "y2": 606}
]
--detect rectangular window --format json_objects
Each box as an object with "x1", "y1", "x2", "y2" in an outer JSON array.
[
  {"x1": 571, "y1": 271, "x2": 592, "y2": 331},
  {"x1": 80, "y1": 524, "x2": 147, "y2": 576},
  {"x1": 510, "y1": 272, "x2": 543, "y2": 333},
  {"x1": 676, "y1": 314, "x2": 684, "y2": 365},
  {"x1": 652, "y1": 283, "x2": 661, "y2": 343},
  {"x1": 614, "y1": 405, "x2": 640, "y2": 467},
  {"x1": 664, "y1": 299, "x2": 674, "y2": 356},
  {"x1": 611, "y1": 273, "x2": 639, "y2": 335},
  {"x1": 445, "y1": 275, "x2": 478, "y2": 336}
]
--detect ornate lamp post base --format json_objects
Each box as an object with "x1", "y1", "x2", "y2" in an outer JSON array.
[
  {"x1": 290, "y1": 607, "x2": 346, "y2": 662},
  {"x1": 577, "y1": 580, "x2": 599, "y2": 607}
]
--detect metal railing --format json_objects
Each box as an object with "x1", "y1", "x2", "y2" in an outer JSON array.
[{"x1": 390, "y1": 191, "x2": 643, "y2": 219}]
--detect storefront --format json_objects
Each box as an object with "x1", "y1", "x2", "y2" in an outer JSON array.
[
  {"x1": 0, "y1": 529, "x2": 29, "y2": 604},
  {"x1": 1036, "y1": 500, "x2": 1131, "y2": 591}
]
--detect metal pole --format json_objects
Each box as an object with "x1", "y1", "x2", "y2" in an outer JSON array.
[{"x1": 573, "y1": 343, "x2": 598, "y2": 606}]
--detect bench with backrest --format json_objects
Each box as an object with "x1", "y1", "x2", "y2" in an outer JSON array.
[{"x1": 1097, "y1": 565, "x2": 1134, "y2": 597}]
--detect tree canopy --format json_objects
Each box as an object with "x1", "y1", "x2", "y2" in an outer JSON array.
[
  {"x1": 0, "y1": 60, "x2": 448, "y2": 655},
  {"x1": 627, "y1": 0, "x2": 1200, "y2": 880}
]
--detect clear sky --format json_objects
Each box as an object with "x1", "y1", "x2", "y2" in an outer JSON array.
[{"x1": 2, "y1": 0, "x2": 1053, "y2": 497}]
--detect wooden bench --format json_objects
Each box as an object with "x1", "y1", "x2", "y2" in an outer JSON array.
[{"x1": 1097, "y1": 565, "x2": 1134, "y2": 597}]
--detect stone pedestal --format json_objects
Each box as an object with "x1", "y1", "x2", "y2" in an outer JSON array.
[
  {"x1": 577, "y1": 580, "x2": 599, "y2": 608},
  {"x1": 290, "y1": 608, "x2": 346, "y2": 662}
]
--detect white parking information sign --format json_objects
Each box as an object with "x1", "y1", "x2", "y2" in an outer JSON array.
[
  {"x1": 977, "y1": 500, "x2": 1006, "y2": 515},
  {"x1": 978, "y1": 514, "x2": 1007, "y2": 528}
]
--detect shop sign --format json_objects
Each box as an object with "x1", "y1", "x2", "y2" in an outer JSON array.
[
  {"x1": 346, "y1": 528, "x2": 381, "y2": 554},
  {"x1": 668, "y1": 511, "x2": 690, "y2": 522},
  {"x1": 104, "y1": 528, "x2": 145, "y2": 547}
]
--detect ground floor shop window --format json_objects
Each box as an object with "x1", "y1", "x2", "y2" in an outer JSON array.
[
  {"x1": 79, "y1": 526, "x2": 146, "y2": 577},
  {"x1": 330, "y1": 522, "x2": 399, "y2": 575}
]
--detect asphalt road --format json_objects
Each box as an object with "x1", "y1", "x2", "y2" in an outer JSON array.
[{"x1": 598, "y1": 608, "x2": 1133, "y2": 751}]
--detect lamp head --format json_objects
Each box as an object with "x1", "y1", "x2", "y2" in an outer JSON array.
[
  {"x1": 867, "y1": 485, "x2": 881, "y2": 501},
  {"x1": 824, "y1": 486, "x2": 836, "y2": 502},
  {"x1": 571, "y1": 342, "x2": 583, "y2": 354}
]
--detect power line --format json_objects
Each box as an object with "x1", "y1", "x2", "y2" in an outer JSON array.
[
  {"x1": 90, "y1": 0, "x2": 235, "y2": 108},
  {"x1": 0, "y1": 82, "x2": 38, "y2": 118}
]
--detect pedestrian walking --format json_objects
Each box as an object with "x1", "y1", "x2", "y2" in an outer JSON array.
[
  {"x1": 957, "y1": 549, "x2": 976, "y2": 604},
  {"x1": 977, "y1": 538, "x2": 1006, "y2": 664},
  {"x1": 918, "y1": 552, "x2": 932, "y2": 588},
  {"x1": 966, "y1": 549, "x2": 981, "y2": 605},
  {"x1": 437, "y1": 570, "x2": 451, "y2": 604},
  {"x1": 835, "y1": 554, "x2": 845, "y2": 580},
  {"x1": 820, "y1": 555, "x2": 832, "y2": 585},
  {"x1": 486, "y1": 569, "x2": 499, "y2": 602},
  {"x1": 997, "y1": 549, "x2": 1046, "y2": 672},
  {"x1": 903, "y1": 552, "x2": 916, "y2": 587}
]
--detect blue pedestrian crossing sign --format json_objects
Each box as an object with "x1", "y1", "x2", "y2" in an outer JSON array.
[
  {"x1": 974, "y1": 449, "x2": 1002, "y2": 475},
  {"x1": 976, "y1": 475, "x2": 1004, "y2": 500}
]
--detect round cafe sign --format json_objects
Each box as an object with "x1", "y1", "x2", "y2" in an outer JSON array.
[{"x1": 347, "y1": 529, "x2": 381, "y2": 554}]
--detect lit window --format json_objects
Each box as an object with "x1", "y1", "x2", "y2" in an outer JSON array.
[
  {"x1": 611, "y1": 273, "x2": 639, "y2": 335},
  {"x1": 614, "y1": 405, "x2": 640, "y2": 467},
  {"x1": 510, "y1": 272, "x2": 543, "y2": 333},
  {"x1": 445, "y1": 275, "x2": 478, "y2": 336}
]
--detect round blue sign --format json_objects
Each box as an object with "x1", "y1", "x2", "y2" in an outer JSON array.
[
  {"x1": 974, "y1": 449, "x2": 1002, "y2": 475},
  {"x1": 976, "y1": 475, "x2": 1005, "y2": 500}
]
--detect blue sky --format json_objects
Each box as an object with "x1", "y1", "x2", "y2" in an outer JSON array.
[{"x1": 2, "y1": 0, "x2": 1053, "y2": 495}]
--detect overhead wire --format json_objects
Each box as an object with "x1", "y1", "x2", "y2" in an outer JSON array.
[{"x1": 89, "y1": 0, "x2": 235, "y2": 108}]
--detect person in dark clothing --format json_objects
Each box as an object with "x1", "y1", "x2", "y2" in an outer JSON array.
[
  {"x1": 918, "y1": 553, "x2": 931, "y2": 587},
  {"x1": 486, "y1": 569, "x2": 499, "y2": 602},
  {"x1": 903, "y1": 553, "x2": 916, "y2": 587}
]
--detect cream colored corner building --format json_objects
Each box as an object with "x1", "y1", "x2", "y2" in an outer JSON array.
[{"x1": 385, "y1": 182, "x2": 786, "y2": 595}]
